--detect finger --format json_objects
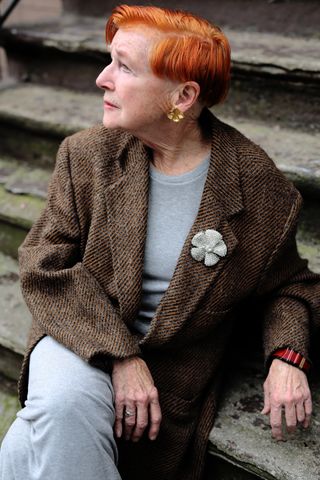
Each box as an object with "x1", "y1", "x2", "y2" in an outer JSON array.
[
  {"x1": 261, "y1": 381, "x2": 270, "y2": 415},
  {"x1": 284, "y1": 402, "x2": 297, "y2": 434},
  {"x1": 148, "y1": 399, "x2": 162, "y2": 440},
  {"x1": 270, "y1": 404, "x2": 284, "y2": 441},
  {"x1": 296, "y1": 402, "x2": 306, "y2": 424},
  {"x1": 131, "y1": 403, "x2": 149, "y2": 442},
  {"x1": 123, "y1": 404, "x2": 136, "y2": 441},
  {"x1": 114, "y1": 399, "x2": 125, "y2": 438},
  {"x1": 303, "y1": 397, "x2": 313, "y2": 428}
]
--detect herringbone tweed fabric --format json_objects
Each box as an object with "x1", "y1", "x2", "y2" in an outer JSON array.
[{"x1": 18, "y1": 109, "x2": 320, "y2": 480}]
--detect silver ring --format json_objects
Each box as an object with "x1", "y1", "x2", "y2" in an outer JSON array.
[{"x1": 124, "y1": 409, "x2": 135, "y2": 417}]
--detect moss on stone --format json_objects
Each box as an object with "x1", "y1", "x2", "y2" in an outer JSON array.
[{"x1": 0, "y1": 223, "x2": 26, "y2": 259}]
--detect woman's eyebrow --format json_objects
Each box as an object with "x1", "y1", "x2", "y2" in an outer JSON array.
[{"x1": 112, "y1": 47, "x2": 133, "y2": 63}]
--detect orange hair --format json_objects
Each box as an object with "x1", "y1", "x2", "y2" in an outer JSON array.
[{"x1": 105, "y1": 5, "x2": 231, "y2": 107}]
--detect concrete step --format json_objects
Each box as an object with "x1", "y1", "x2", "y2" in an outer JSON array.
[
  {"x1": 0, "y1": 373, "x2": 20, "y2": 444},
  {"x1": 0, "y1": 15, "x2": 319, "y2": 91},
  {"x1": 0, "y1": 157, "x2": 47, "y2": 257},
  {"x1": 0, "y1": 84, "x2": 101, "y2": 165},
  {"x1": 60, "y1": 0, "x2": 320, "y2": 40},
  {"x1": 0, "y1": 83, "x2": 319, "y2": 199},
  {"x1": 208, "y1": 362, "x2": 320, "y2": 480}
]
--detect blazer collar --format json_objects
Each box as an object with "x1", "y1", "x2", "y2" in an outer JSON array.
[{"x1": 103, "y1": 110, "x2": 244, "y2": 343}]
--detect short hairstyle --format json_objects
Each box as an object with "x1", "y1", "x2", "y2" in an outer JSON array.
[{"x1": 105, "y1": 5, "x2": 231, "y2": 107}]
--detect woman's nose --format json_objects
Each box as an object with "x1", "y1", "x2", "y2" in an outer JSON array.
[{"x1": 96, "y1": 65, "x2": 114, "y2": 91}]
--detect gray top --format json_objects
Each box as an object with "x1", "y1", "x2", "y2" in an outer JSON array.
[{"x1": 132, "y1": 155, "x2": 210, "y2": 335}]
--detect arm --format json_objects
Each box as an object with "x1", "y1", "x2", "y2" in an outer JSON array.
[
  {"x1": 256, "y1": 192, "x2": 320, "y2": 439},
  {"x1": 19, "y1": 137, "x2": 141, "y2": 366}
]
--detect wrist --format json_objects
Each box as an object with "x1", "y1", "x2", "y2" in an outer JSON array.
[
  {"x1": 270, "y1": 347, "x2": 311, "y2": 374},
  {"x1": 112, "y1": 355, "x2": 141, "y2": 369}
]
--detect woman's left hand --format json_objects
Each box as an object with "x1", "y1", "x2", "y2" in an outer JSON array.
[{"x1": 261, "y1": 359, "x2": 312, "y2": 440}]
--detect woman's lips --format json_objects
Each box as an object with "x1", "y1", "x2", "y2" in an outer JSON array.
[{"x1": 104, "y1": 100, "x2": 118, "y2": 109}]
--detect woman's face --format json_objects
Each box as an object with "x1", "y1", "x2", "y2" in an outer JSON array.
[{"x1": 96, "y1": 27, "x2": 178, "y2": 135}]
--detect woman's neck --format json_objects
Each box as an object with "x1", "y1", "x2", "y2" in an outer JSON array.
[{"x1": 136, "y1": 114, "x2": 211, "y2": 175}]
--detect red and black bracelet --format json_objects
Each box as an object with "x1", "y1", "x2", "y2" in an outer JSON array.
[{"x1": 271, "y1": 348, "x2": 311, "y2": 374}]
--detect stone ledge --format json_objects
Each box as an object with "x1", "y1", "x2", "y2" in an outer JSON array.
[
  {"x1": 208, "y1": 363, "x2": 320, "y2": 480},
  {"x1": 0, "y1": 184, "x2": 45, "y2": 230},
  {"x1": 1, "y1": 16, "x2": 319, "y2": 83},
  {"x1": 0, "y1": 84, "x2": 319, "y2": 198},
  {"x1": 0, "y1": 156, "x2": 51, "y2": 199},
  {"x1": 0, "y1": 373, "x2": 20, "y2": 443}
]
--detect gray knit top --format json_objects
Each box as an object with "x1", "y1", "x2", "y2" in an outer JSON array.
[{"x1": 132, "y1": 154, "x2": 210, "y2": 335}]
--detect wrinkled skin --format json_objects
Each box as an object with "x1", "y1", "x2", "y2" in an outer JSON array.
[{"x1": 262, "y1": 359, "x2": 312, "y2": 440}]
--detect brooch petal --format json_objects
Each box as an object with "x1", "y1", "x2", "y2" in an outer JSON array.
[{"x1": 191, "y1": 229, "x2": 227, "y2": 267}]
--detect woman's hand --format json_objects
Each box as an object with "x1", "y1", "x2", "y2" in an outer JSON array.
[
  {"x1": 111, "y1": 356, "x2": 162, "y2": 442},
  {"x1": 261, "y1": 359, "x2": 312, "y2": 440}
]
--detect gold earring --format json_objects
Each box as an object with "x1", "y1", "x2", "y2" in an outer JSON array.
[{"x1": 167, "y1": 107, "x2": 184, "y2": 123}]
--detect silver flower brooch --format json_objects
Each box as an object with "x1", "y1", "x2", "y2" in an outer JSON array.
[{"x1": 191, "y1": 229, "x2": 227, "y2": 267}]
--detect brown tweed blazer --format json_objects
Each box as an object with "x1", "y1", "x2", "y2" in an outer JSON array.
[{"x1": 18, "y1": 109, "x2": 320, "y2": 480}]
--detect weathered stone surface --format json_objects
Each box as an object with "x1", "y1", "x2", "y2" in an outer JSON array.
[
  {"x1": 226, "y1": 29, "x2": 320, "y2": 81},
  {"x1": 0, "y1": 157, "x2": 51, "y2": 199},
  {"x1": 0, "y1": 123, "x2": 62, "y2": 167},
  {"x1": 0, "y1": 83, "x2": 102, "y2": 135},
  {"x1": 0, "y1": 345, "x2": 23, "y2": 381},
  {"x1": 209, "y1": 364, "x2": 320, "y2": 480},
  {"x1": 0, "y1": 184, "x2": 45, "y2": 229},
  {"x1": 0, "y1": 374, "x2": 20, "y2": 442},
  {"x1": 0, "y1": 222, "x2": 26, "y2": 259},
  {"x1": 216, "y1": 78, "x2": 320, "y2": 135},
  {"x1": 58, "y1": 0, "x2": 320, "y2": 40},
  {"x1": 217, "y1": 116, "x2": 320, "y2": 199},
  {"x1": 0, "y1": 252, "x2": 31, "y2": 356},
  {"x1": 1, "y1": 16, "x2": 319, "y2": 81},
  {"x1": 0, "y1": 84, "x2": 319, "y2": 198}
]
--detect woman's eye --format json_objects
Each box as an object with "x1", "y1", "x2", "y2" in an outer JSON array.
[{"x1": 120, "y1": 62, "x2": 131, "y2": 72}]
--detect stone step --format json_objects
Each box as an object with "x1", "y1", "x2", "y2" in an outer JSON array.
[
  {"x1": 0, "y1": 83, "x2": 319, "y2": 199},
  {"x1": 0, "y1": 373, "x2": 20, "y2": 444},
  {"x1": 208, "y1": 361, "x2": 320, "y2": 480},
  {"x1": 0, "y1": 15, "x2": 319, "y2": 91},
  {"x1": 0, "y1": 84, "x2": 101, "y2": 165},
  {"x1": 60, "y1": 0, "x2": 320, "y2": 41},
  {"x1": 0, "y1": 157, "x2": 47, "y2": 257}
]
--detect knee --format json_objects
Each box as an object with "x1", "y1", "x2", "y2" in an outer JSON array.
[
  {"x1": 0, "y1": 417, "x2": 29, "y2": 465},
  {"x1": 25, "y1": 381, "x2": 115, "y2": 429}
]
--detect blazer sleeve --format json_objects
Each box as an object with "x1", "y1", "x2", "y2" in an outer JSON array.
[
  {"x1": 18, "y1": 137, "x2": 141, "y2": 366},
  {"x1": 255, "y1": 190, "x2": 320, "y2": 365}
]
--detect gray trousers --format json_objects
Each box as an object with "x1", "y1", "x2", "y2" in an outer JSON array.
[{"x1": 0, "y1": 335, "x2": 121, "y2": 480}]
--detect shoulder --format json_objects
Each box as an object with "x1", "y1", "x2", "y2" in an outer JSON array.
[
  {"x1": 54, "y1": 124, "x2": 132, "y2": 183},
  {"x1": 214, "y1": 117, "x2": 302, "y2": 241},
  {"x1": 63, "y1": 123, "x2": 130, "y2": 160},
  {"x1": 218, "y1": 117, "x2": 300, "y2": 206}
]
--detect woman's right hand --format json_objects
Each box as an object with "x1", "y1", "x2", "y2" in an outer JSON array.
[{"x1": 111, "y1": 356, "x2": 162, "y2": 442}]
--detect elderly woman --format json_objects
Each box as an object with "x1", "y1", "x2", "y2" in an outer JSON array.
[{"x1": 1, "y1": 4, "x2": 319, "y2": 480}]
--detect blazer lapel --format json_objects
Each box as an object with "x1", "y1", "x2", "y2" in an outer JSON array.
[
  {"x1": 141, "y1": 111, "x2": 244, "y2": 347},
  {"x1": 104, "y1": 135, "x2": 151, "y2": 325}
]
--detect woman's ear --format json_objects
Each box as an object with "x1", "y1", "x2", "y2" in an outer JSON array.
[{"x1": 175, "y1": 81, "x2": 201, "y2": 113}]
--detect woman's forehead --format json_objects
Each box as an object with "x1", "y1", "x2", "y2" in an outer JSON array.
[
  {"x1": 110, "y1": 27, "x2": 159, "y2": 71},
  {"x1": 111, "y1": 26, "x2": 162, "y2": 54}
]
